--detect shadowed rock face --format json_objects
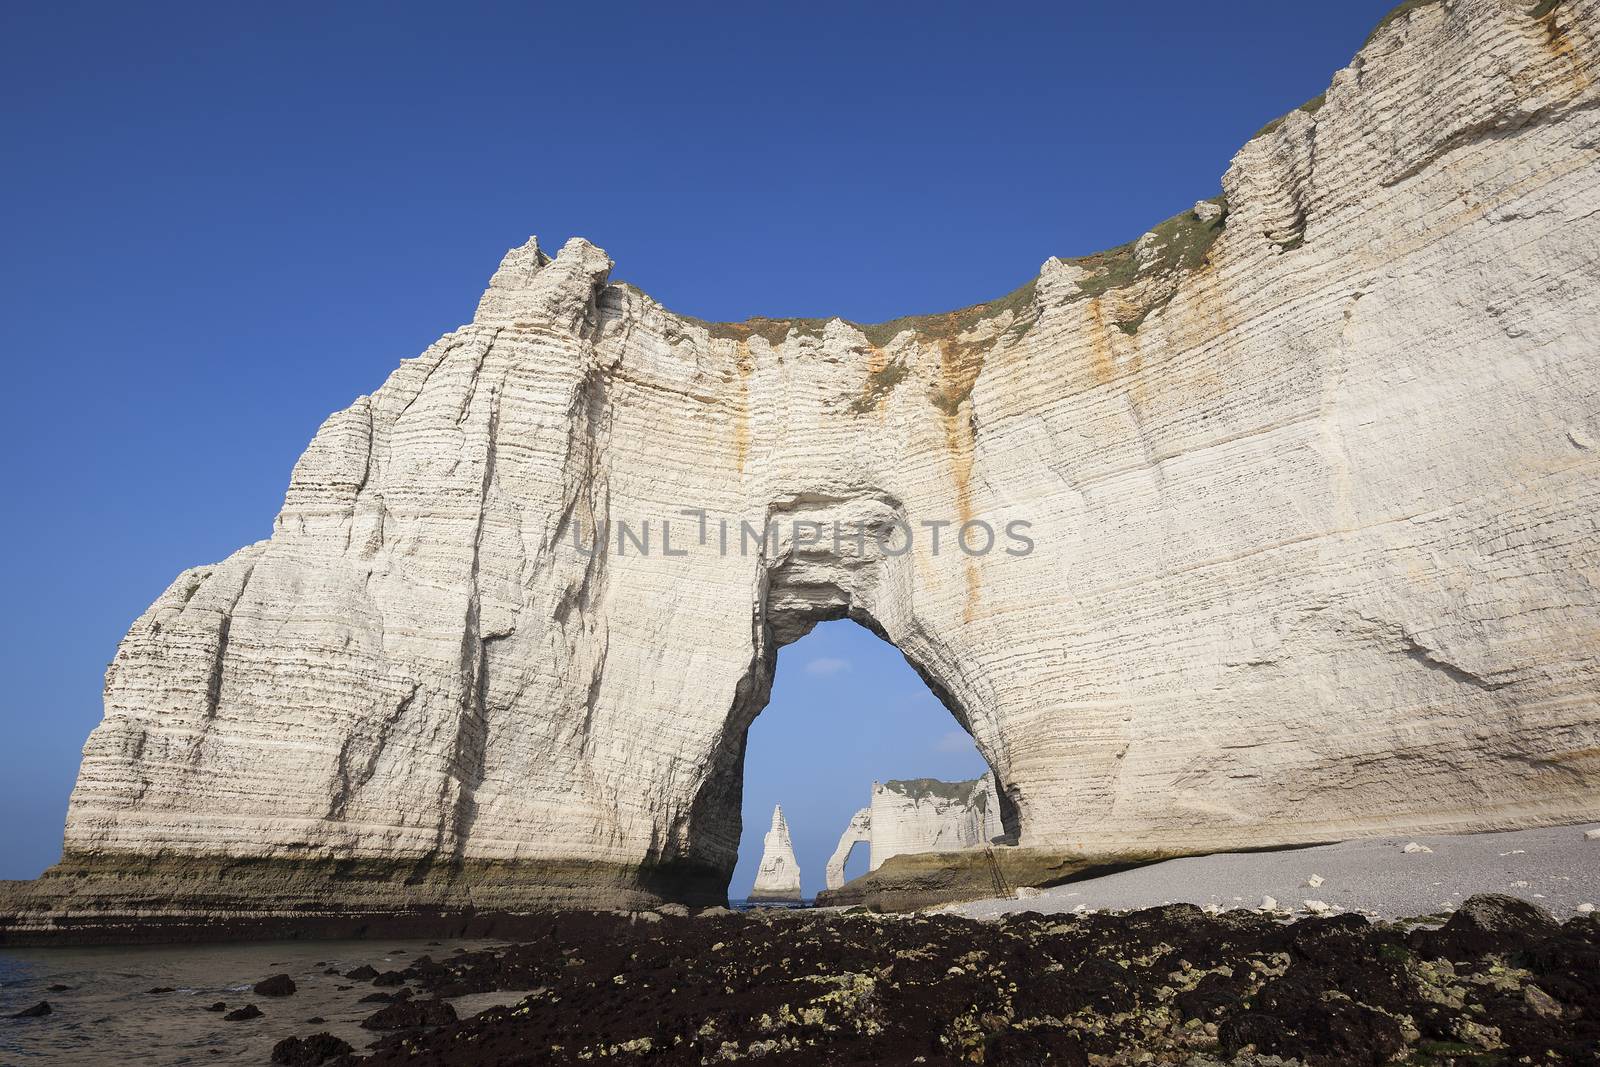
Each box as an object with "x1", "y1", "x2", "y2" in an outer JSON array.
[{"x1": 12, "y1": 0, "x2": 1600, "y2": 927}]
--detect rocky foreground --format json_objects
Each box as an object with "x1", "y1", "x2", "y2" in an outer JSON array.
[{"x1": 241, "y1": 895, "x2": 1600, "y2": 1066}]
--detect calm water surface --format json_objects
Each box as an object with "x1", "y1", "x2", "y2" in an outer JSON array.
[{"x1": 0, "y1": 938, "x2": 524, "y2": 1065}]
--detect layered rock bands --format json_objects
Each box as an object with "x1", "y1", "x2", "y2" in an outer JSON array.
[{"x1": 5, "y1": 0, "x2": 1600, "y2": 937}]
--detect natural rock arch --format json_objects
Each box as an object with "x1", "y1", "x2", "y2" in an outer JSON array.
[
  {"x1": 823, "y1": 776, "x2": 1008, "y2": 893},
  {"x1": 13, "y1": 0, "x2": 1600, "y2": 928},
  {"x1": 682, "y1": 550, "x2": 1024, "y2": 889},
  {"x1": 826, "y1": 809, "x2": 873, "y2": 892}
]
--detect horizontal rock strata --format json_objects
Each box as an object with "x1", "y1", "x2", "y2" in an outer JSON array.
[
  {"x1": 867, "y1": 776, "x2": 1007, "y2": 871},
  {"x1": 6, "y1": 0, "x2": 1600, "y2": 936},
  {"x1": 825, "y1": 777, "x2": 1007, "y2": 892}
]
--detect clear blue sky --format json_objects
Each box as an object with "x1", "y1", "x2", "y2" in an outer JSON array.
[{"x1": 0, "y1": 1, "x2": 1406, "y2": 882}]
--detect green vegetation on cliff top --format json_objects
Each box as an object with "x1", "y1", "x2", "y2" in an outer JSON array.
[
  {"x1": 654, "y1": 0, "x2": 1446, "y2": 348},
  {"x1": 883, "y1": 777, "x2": 985, "y2": 803}
]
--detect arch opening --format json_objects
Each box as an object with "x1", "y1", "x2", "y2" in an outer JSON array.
[
  {"x1": 714, "y1": 616, "x2": 1019, "y2": 902},
  {"x1": 664, "y1": 497, "x2": 1027, "y2": 902},
  {"x1": 833, "y1": 834, "x2": 871, "y2": 888}
]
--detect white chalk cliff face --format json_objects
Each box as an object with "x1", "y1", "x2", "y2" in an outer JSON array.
[
  {"x1": 58, "y1": 0, "x2": 1600, "y2": 905},
  {"x1": 826, "y1": 809, "x2": 873, "y2": 892},
  {"x1": 750, "y1": 806, "x2": 802, "y2": 901},
  {"x1": 867, "y1": 777, "x2": 1007, "y2": 874},
  {"x1": 824, "y1": 777, "x2": 1007, "y2": 891}
]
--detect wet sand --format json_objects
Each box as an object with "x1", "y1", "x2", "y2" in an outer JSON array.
[{"x1": 0, "y1": 938, "x2": 520, "y2": 1064}]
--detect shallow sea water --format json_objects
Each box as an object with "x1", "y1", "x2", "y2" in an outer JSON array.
[
  {"x1": 728, "y1": 899, "x2": 810, "y2": 912},
  {"x1": 0, "y1": 938, "x2": 526, "y2": 1065}
]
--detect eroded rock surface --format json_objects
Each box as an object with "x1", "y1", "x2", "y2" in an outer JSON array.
[
  {"x1": 7, "y1": 0, "x2": 1600, "y2": 929},
  {"x1": 750, "y1": 806, "x2": 802, "y2": 902},
  {"x1": 869, "y1": 777, "x2": 1007, "y2": 869},
  {"x1": 825, "y1": 776, "x2": 1007, "y2": 892},
  {"x1": 332, "y1": 902, "x2": 1600, "y2": 1066},
  {"x1": 825, "y1": 808, "x2": 873, "y2": 892}
]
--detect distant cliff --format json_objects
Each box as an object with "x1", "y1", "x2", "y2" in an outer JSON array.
[
  {"x1": 825, "y1": 776, "x2": 1006, "y2": 892},
  {"x1": 749, "y1": 806, "x2": 802, "y2": 902}
]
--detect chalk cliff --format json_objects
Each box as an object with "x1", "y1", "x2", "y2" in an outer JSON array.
[
  {"x1": 749, "y1": 806, "x2": 802, "y2": 902},
  {"x1": 825, "y1": 809, "x2": 873, "y2": 892},
  {"x1": 6, "y1": 0, "x2": 1600, "y2": 934},
  {"x1": 868, "y1": 777, "x2": 1007, "y2": 871},
  {"x1": 824, "y1": 777, "x2": 1007, "y2": 891}
]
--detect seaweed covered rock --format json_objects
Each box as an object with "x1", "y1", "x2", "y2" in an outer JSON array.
[
  {"x1": 253, "y1": 973, "x2": 297, "y2": 997},
  {"x1": 1416, "y1": 893, "x2": 1561, "y2": 959},
  {"x1": 337, "y1": 906, "x2": 1600, "y2": 1065},
  {"x1": 360, "y1": 998, "x2": 458, "y2": 1031},
  {"x1": 271, "y1": 1032, "x2": 354, "y2": 1066}
]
